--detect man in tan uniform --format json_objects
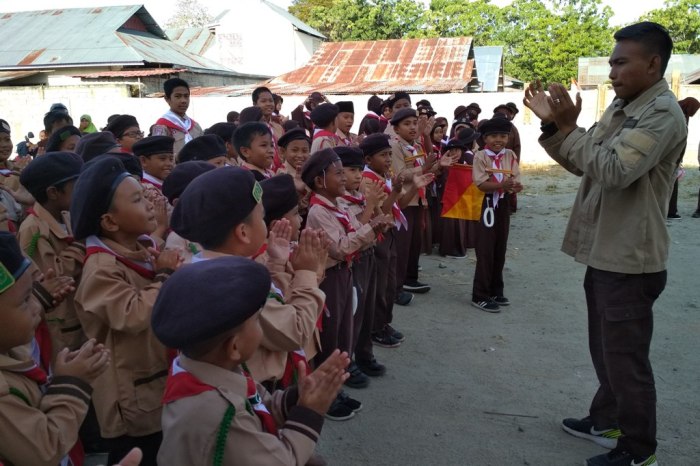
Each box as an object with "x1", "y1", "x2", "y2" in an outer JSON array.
[{"x1": 524, "y1": 22, "x2": 686, "y2": 466}]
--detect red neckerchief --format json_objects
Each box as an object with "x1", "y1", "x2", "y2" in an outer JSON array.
[
  {"x1": 337, "y1": 131, "x2": 353, "y2": 146},
  {"x1": 156, "y1": 115, "x2": 196, "y2": 135},
  {"x1": 34, "y1": 321, "x2": 52, "y2": 378},
  {"x1": 313, "y1": 130, "x2": 341, "y2": 146},
  {"x1": 484, "y1": 146, "x2": 506, "y2": 208},
  {"x1": 84, "y1": 236, "x2": 156, "y2": 279},
  {"x1": 243, "y1": 365, "x2": 279, "y2": 435},
  {"x1": 341, "y1": 192, "x2": 366, "y2": 207},
  {"x1": 252, "y1": 243, "x2": 267, "y2": 260},
  {"x1": 362, "y1": 167, "x2": 407, "y2": 230},
  {"x1": 309, "y1": 194, "x2": 355, "y2": 234},
  {"x1": 142, "y1": 173, "x2": 163, "y2": 190},
  {"x1": 396, "y1": 136, "x2": 427, "y2": 202},
  {"x1": 162, "y1": 357, "x2": 216, "y2": 404}
]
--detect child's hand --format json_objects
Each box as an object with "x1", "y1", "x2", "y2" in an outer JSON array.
[
  {"x1": 362, "y1": 181, "x2": 384, "y2": 208},
  {"x1": 439, "y1": 153, "x2": 458, "y2": 168},
  {"x1": 510, "y1": 182, "x2": 524, "y2": 194},
  {"x1": 150, "y1": 247, "x2": 182, "y2": 271},
  {"x1": 391, "y1": 174, "x2": 404, "y2": 192},
  {"x1": 501, "y1": 177, "x2": 516, "y2": 191},
  {"x1": 422, "y1": 153, "x2": 438, "y2": 173},
  {"x1": 297, "y1": 349, "x2": 350, "y2": 415},
  {"x1": 37, "y1": 268, "x2": 75, "y2": 306},
  {"x1": 153, "y1": 195, "x2": 169, "y2": 229},
  {"x1": 113, "y1": 448, "x2": 142, "y2": 466},
  {"x1": 266, "y1": 219, "x2": 292, "y2": 261},
  {"x1": 291, "y1": 228, "x2": 323, "y2": 272},
  {"x1": 414, "y1": 173, "x2": 435, "y2": 189},
  {"x1": 53, "y1": 339, "x2": 110, "y2": 383}
]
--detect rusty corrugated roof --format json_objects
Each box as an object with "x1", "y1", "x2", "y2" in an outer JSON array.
[
  {"x1": 72, "y1": 68, "x2": 186, "y2": 78},
  {"x1": 165, "y1": 27, "x2": 216, "y2": 57},
  {"x1": 266, "y1": 37, "x2": 476, "y2": 94}
]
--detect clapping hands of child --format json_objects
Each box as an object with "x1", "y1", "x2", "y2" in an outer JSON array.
[
  {"x1": 297, "y1": 349, "x2": 350, "y2": 416},
  {"x1": 362, "y1": 180, "x2": 387, "y2": 209},
  {"x1": 291, "y1": 228, "x2": 328, "y2": 272},
  {"x1": 53, "y1": 338, "x2": 110, "y2": 384},
  {"x1": 35, "y1": 268, "x2": 75, "y2": 307},
  {"x1": 267, "y1": 218, "x2": 293, "y2": 261},
  {"x1": 148, "y1": 247, "x2": 183, "y2": 272},
  {"x1": 414, "y1": 172, "x2": 435, "y2": 189}
]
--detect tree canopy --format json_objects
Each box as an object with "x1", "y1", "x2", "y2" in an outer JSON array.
[
  {"x1": 165, "y1": 0, "x2": 214, "y2": 29},
  {"x1": 289, "y1": 0, "x2": 696, "y2": 85}
]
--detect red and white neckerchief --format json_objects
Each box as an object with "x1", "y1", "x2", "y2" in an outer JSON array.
[
  {"x1": 241, "y1": 163, "x2": 274, "y2": 179},
  {"x1": 313, "y1": 129, "x2": 341, "y2": 147},
  {"x1": 243, "y1": 367, "x2": 279, "y2": 435},
  {"x1": 12, "y1": 338, "x2": 50, "y2": 387},
  {"x1": 362, "y1": 167, "x2": 407, "y2": 230},
  {"x1": 156, "y1": 111, "x2": 197, "y2": 144},
  {"x1": 396, "y1": 136, "x2": 427, "y2": 201},
  {"x1": 341, "y1": 192, "x2": 366, "y2": 208},
  {"x1": 84, "y1": 235, "x2": 156, "y2": 279},
  {"x1": 309, "y1": 194, "x2": 359, "y2": 265},
  {"x1": 142, "y1": 172, "x2": 163, "y2": 190},
  {"x1": 0, "y1": 168, "x2": 13, "y2": 176},
  {"x1": 337, "y1": 131, "x2": 353, "y2": 146},
  {"x1": 484, "y1": 147, "x2": 506, "y2": 208}
]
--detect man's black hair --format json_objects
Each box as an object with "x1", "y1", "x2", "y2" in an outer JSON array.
[
  {"x1": 232, "y1": 122, "x2": 270, "y2": 159},
  {"x1": 613, "y1": 22, "x2": 673, "y2": 76},
  {"x1": 252, "y1": 86, "x2": 272, "y2": 104},
  {"x1": 164, "y1": 78, "x2": 190, "y2": 98},
  {"x1": 226, "y1": 111, "x2": 240, "y2": 123}
]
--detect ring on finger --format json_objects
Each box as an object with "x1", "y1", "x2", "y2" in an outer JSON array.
[{"x1": 554, "y1": 98, "x2": 561, "y2": 104}]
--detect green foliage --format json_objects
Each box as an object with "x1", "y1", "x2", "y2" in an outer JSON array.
[
  {"x1": 642, "y1": 0, "x2": 700, "y2": 54},
  {"x1": 165, "y1": 0, "x2": 213, "y2": 28},
  {"x1": 288, "y1": 0, "x2": 696, "y2": 84}
]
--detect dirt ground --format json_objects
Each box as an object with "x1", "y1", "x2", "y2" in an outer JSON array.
[{"x1": 316, "y1": 165, "x2": 700, "y2": 466}]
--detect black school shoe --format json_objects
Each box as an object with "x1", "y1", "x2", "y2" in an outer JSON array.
[
  {"x1": 325, "y1": 395, "x2": 356, "y2": 421},
  {"x1": 492, "y1": 295, "x2": 510, "y2": 306},
  {"x1": 403, "y1": 280, "x2": 431, "y2": 293},
  {"x1": 337, "y1": 390, "x2": 362, "y2": 413},
  {"x1": 357, "y1": 358, "x2": 386, "y2": 377},
  {"x1": 471, "y1": 299, "x2": 500, "y2": 313},
  {"x1": 394, "y1": 291, "x2": 414, "y2": 306},
  {"x1": 371, "y1": 328, "x2": 401, "y2": 348},
  {"x1": 385, "y1": 324, "x2": 405, "y2": 342},
  {"x1": 585, "y1": 448, "x2": 657, "y2": 466},
  {"x1": 344, "y1": 362, "x2": 370, "y2": 389}
]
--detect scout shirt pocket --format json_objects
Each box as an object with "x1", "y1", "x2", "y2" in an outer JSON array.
[{"x1": 119, "y1": 366, "x2": 167, "y2": 429}]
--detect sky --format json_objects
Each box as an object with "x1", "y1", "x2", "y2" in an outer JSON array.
[{"x1": 0, "y1": 0, "x2": 667, "y2": 27}]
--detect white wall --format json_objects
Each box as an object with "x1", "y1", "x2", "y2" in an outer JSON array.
[{"x1": 2, "y1": 85, "x2": 698, "y2": 167}]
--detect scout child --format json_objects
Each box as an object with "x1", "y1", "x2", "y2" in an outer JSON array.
[
  {"x1": 302, "y1": 148, "x2": 390, "y2": 419},
  {"x1": 169, "y1": 168, "x2": 328, "y2": 394},
  {"x1": 152, "y1": 78, "x2": 204, "y2": 155},
  {"x1": 389, "y1": 108, "x2": 438, "y2": 298},
  {"x1": 70, "y1": 156, "x2": 182, "y2": 465},
  {"x1": 177, "y1": 133, "x2": 230, "y2": 168},
  {"x1": 310, "y1": 103, "x2": 340, "y2": 153},
  {"x1": 335, "y1": 101, "x2": 356, "y2": 146},
  {"x1": 44, "y1": 125, "x2": 82, "y2": 153},
  {"x1": 104, "y1": 115, "x2": 143, "y2": 154},
  {"x1": 233, "y1": 122, "x2": 276, "y2": 181},
  {"x1": 276, "y1": 128, "x2": 312, "y2": 212},
  {"x1": 252, "y1": 86, "x2": 284, "y2": 170},
  {"x1": 470, "y1": 116, "x2": 522, "y2": 313},
  {"x1": 152, "y1": 255, "x2": 350, "y2": 465},
  {"x1": 162, "y1": 161, "x2": 215, "y2": 264},
  {"x1": 335, "y1": 146, "x2": 388, "y2": 387},
  {"x1": 0, "y1": 119, "x2": 28, "y2": 231},
  {"x1": 133, "y1": 136, "x2": 175, "y2": 192},
  {"x1": 204, "y1": 122, "x2": 240, "y2": 166},
  {"x1": 17, "y1": 152, "x2": 87, "y2": 356},
  {"x1": 0, "y1": 231, "x2": 110, "y2": 466},
  {"x1": 291, "y1": 91, "x2": 326, "y2": 135}
]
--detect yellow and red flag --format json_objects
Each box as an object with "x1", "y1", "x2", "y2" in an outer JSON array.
[{"x1": 441, "y1": 164, "x2": 484, "y2": 221}]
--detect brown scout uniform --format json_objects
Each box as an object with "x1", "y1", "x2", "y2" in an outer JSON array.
[
  {"x1": 0, "y1": 351, "x2": 93, "y2": 466},
  {"x1": 151, "y1": 121, "x2": 204, "y2": 156},
  {"x1": 310, "y1": 134, "x2": 338, "y2": 154},
  {"x1": 73, "y1": 238, "x2": 170, "y2": 439},
  {"x1": 158, "y1": 355, "x2": 324, "y2": 466},
  {"x1": 17, "y1": 204, "x2": 87, "y2": 356}
]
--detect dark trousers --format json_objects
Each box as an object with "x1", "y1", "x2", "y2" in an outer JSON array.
[
  {"x1": 352, "y1": 248, "x2": 376, "y2": 362},
  {"x1": 106, "y1": 431, "x2": 162, "y2": 466},
  {"x1": 395, "y1": 205, "x2": 424, "y2": 294},
  {"x1": 315, "y1": 265, "x2": 353, "y2": 366},
  {"x1": 668, "y1": 179, "x2": 679, "y2": 216},
  {"x1": 584, "y1": 267, "x2": 666, "y2": 458},
  {"x1": 472, "y1": 195, "x2": 510, "y2": 301},
  {"x1": 373, "y1": 229, "x2": 397, "y2": 334}
]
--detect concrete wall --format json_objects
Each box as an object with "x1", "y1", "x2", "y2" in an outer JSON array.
[{"x1": 2, "y1": 84, "x2": 698, "y2": 166}]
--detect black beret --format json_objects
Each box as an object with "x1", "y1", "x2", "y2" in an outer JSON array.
[
  {"x1": 506, "y1": 102, "x2": 519, "y2": 115},
  {"x1": 0, "y1": 232, "x2": 32, "y2": 294},
  {"x1": 204, "y1": 122, "x2": 237, "y2": 143},
  {"x1": 20, "y1": 152, "x2": 83, "y2": 199},
  {"x1": 261, "y1": 174, "x2": 298, "y2": 225},
  {"x1": 367, "y1": 95, "x2": 383, "y2": 114},
  {"x1": 359, "y1": 133, "x2": 391, "y2": 157},
  {"x1": 75, "y1": 132, "x2": 119, "y2": 162},
  {"x1": 310, "y1": 103, "x2": 339, "y2": 128},
  {"x1": 301, "y1": 148, "x2": 341, "y2": 189},
  {"x1": 45, "y1": 125, "x2": 81, "y2": 153},
  {"x1": 104, "y1": 114, "x2": 139, "y2": 138},
  {"x1": 452, "y1": 117, "x2": 471, "y2": 130},
  {"x1": 178, "y1": 134, "x2": 227, "y2": 163},
  {"x1": 446, "y1": 127, "x2": 480, "y2": 150},
  {"x1": 334, "y1": 146, "x2": 364, "y2": 168},
  {"x1": 386, "y1": 92, "x2": 411, "y2": 108},
  {"x1": 454, "y1": 105, "x2": 468, "y2": 119},
  {"x1": 277, "y1": 128, "x2": 310, "y2": 148},
  {"x1": 309, "y1": 92, "x2": 324, "y2": 103},
  {"x1": 0, "y1": 119, "x2": 10, "y2": 134},
  {"x1": 493, "y1": 104, "x2": 509, "y2": 115},
  {"x1": 70, "y1": 156, "x2": 131, "y2": 240},
  {"x1": 133, "y1": 136, "x2": 174, "y2": 157},
  {"x1": 466, "y1": 103, "x2": 481, "y2": 114},
  {"x1": 390, "y1": 107, "x2": 418, "y2": 125},
  {"x1": 282, "y1": 120, "x2": 301, "y2": 132},
  {"x1": 336, "y1": 101, "x2": 354, "y2": 114},
  {"x1": 151, "y1": 256, "x2": 271, "y2": 350},
  {"x1": 479, "y1": 115, "x2": 513, "y2": 136},
  {"x1": 161, "y1": 161, "x2": 215, "y2": 204},
  {"x1": 239, "y1": 106, "x2": 263, "y2": 124},
  {"x1": 170, "y1": 167, "x2": 263, "y2": 246}
]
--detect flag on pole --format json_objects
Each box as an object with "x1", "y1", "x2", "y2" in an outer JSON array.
[{"x1": 441, "y1": 164, "x2": 484, "y2": 221}]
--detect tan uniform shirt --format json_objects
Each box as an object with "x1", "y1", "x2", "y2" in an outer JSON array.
[
  {"x1": 0, "y1": 351, "x2": 92, "y2": 466},
  {"x1": 305, "y1": 194, "x2": 375, "y2": 269},
  {"x1": 158, "y1": 355, "x2": 324, "y2": 466},
  {"x1": 539, "y1": 79, "x2": 686, "y2": 274},
  {"x1": 389, "y1": 135, "x2": 427, "y2": 207},
  {"x1": 17, "y1": 204, "x2": 86, "y2": 355},
  {"x1": 74, "y1": 237, "x2": 170, "y2": 438},
  {"x1": 472, "y1": 149, "x2": 521, "y2": 186},
  {"x1": 336, "y1": 129, "x2": 358, "y2": 147},
  {"x1": 310, "y1": 135, "x2": 337, "y2": 154},
  {"x1": 152, "y1": 119, "x2": 204, "y2": 156}
]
